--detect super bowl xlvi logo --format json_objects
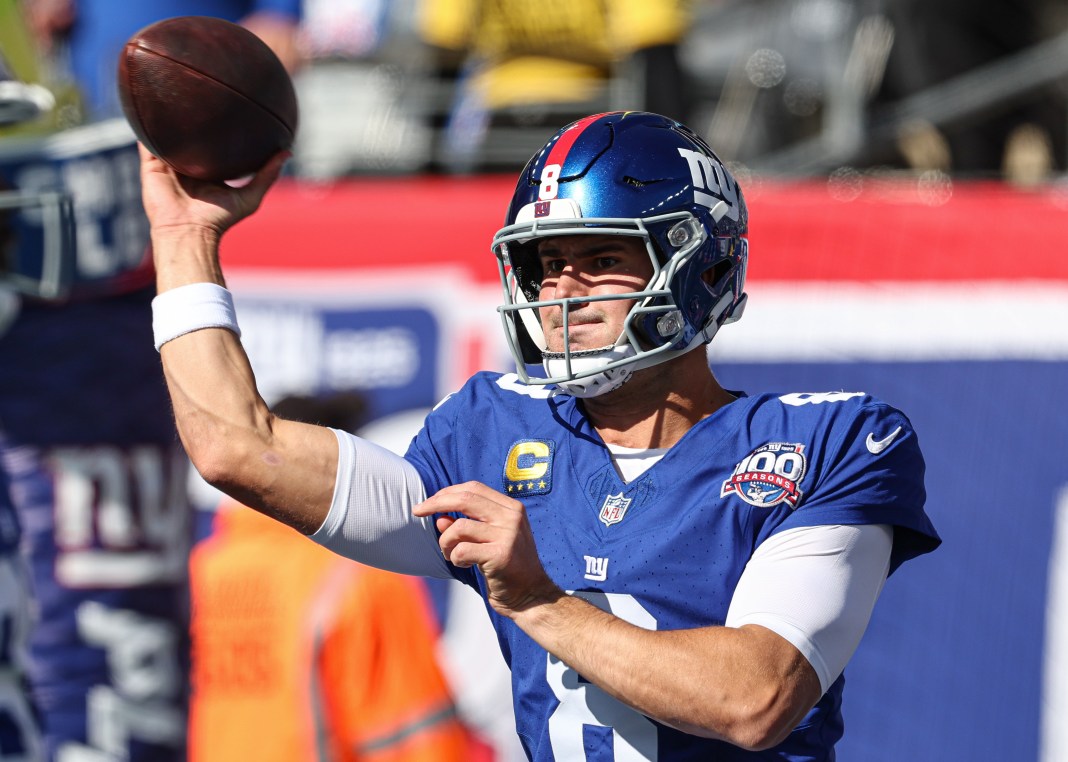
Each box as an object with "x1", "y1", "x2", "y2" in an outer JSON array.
[
  {"x1": 503, "y1": 440, "x2": 554, "y2": 496},
  {"x1": 676, "y1": 148, "x2": 740, "y2": 222},
  {"x1": 721, "y1": 443, "x2": 807, "y2": 509}
]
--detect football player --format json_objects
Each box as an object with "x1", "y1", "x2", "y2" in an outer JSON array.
[
  {"x1": 0, "y1": 45, "x2": 50, "y2": 762},
  {"x1": 0, "y1": 51, "x2": 191, "y2": 762},
  {"x1": 141, "y1": 111, "x2": 941, "y2": 760}
]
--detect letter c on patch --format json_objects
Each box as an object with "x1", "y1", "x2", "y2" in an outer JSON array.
[{"x1": 505, "y1": 441, "x2": 551, "y2": 481}]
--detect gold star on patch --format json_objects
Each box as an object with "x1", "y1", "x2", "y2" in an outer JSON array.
[
  {"x1": 527, "y1": 482, "x2": 534, "y2": 490},
  {"x1": 538, "y1": 480, "x2": 547, "y2": 489}
]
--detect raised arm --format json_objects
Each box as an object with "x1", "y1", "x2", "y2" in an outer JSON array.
[{"x1": 140, "y1": 146, "x2": 337, "y2": 533}]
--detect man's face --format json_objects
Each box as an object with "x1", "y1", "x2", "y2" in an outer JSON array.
[{"x1": 536, "y1": 234, "x2": 654, "y2": 353}]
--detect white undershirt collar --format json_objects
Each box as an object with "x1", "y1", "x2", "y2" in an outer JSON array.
[{"x1": 604, "y1": 442, "x2": 668, "y2": 483}]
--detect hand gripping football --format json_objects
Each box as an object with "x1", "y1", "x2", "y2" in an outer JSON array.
[{"x1": 117, "y1": 15, "x2": 298, "y2": 182}]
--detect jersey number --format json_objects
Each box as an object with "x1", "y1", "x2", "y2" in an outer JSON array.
[{"x1": 547, "y1": 592, "x2": 659, "y2": 761}]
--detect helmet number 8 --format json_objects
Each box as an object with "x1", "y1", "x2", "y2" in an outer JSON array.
[{"x1": 539, "y1": 164, "x2": 562, "y2": 201}]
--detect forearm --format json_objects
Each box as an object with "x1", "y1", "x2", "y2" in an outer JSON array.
[
  {"x1": 153, "y1": 229, "x2": 335, "y2": 532},
  {"x1": 512, "y1": 594, "x2": 818, "y2": 750},
  {"x1": 420, "y1": 481, "x2": 821, "y2": 748}
]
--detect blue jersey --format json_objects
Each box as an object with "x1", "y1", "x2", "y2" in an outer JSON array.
[
  {"x1": 0, "y1": 287, "x2": 191, "y2": 762},
  {"x1": 404, "y1": 371, "x2": 940, "y2": 762}
]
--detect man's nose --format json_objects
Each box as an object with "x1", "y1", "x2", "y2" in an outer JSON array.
[{"x1": 551, "y1": 264, "x2": 590, "y2": 301}]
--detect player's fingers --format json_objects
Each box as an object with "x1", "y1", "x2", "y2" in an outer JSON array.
[
  {"x1": 222, "y1": 150, "x2": 288, "y2": 217},
  {"x1": 415, "y1": 481, "x2": 521, "y2": 523},
  {"x1": 137, "y1": 142, "x2": 156, "y2": 163},
  {"x1": 438, "y1": 515, "x2": 496, "y2": 549},
  {"x1": 245, "y1": 150, "x2": 290, "y2": 195},
  {"x1": 436, "y1": 517, "x2": 502, "y2": 568},
  {"x1": 138, "y1": 144, "x2": 172, "y2": 184}
]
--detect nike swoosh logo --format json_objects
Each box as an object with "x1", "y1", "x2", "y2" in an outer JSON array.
[{"x1": 866, "y1": 426, "x2": 903, "y2": 454}]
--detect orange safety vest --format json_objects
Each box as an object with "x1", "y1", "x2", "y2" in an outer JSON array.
[{"x1": 189, "y1": 503, "x2": 485, "y2": 762}]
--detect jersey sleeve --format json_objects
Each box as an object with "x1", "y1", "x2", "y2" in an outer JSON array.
[
  {"x1": 777, "y1": 402, "x2": 941, "y2": 573},
  {"x1": 310, "y1": 430, "x2": 452, "y2": 579},
  {"x1": 403, "y1": 392, "x2": 462, "y2": 499},
  {"x1": 402, "y1": 381, "x2": 491, "y2": 591},
  {"x1": 726, "y1": 524, "x2": 892, "y2": 693}
]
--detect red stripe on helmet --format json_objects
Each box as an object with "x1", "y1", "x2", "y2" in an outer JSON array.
[{"x1": 544, "y1": 112, "x2": 614, "y2": 171}]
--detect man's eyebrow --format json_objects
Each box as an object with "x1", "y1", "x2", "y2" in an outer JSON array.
[{"x1": 536, "y1": 241, "x2": 624, "y2": 259}]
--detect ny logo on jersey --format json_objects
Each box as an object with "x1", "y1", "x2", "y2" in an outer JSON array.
[
  {"x1": 598, "y1": 493, "x2": 632, "y2": 526},
  {"x1": 583, "y1": 555, "x2": 609, "y2": 582},
  {"x1": 503, "y1": 439, "x2": 554, "y2": 495}
]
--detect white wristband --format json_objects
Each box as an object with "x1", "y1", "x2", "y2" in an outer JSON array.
[{"x1": 152, "y1": 283, "x2": 241, "y2": 352}]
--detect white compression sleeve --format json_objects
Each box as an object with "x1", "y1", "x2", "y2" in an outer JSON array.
[
  {"x1": 310, "y1": 429, "x2": 453, "y2": 579},
  {"x1": 724, "y1": 523, "x2": 894, "y2": 694}
]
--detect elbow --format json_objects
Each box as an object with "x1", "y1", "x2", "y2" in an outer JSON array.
[
  {"x1": 718, "y1": 690, "x2": 813, "y2": 752},
  {"x1": 188, "y1": 440, "x2": 237, "y2": 490},
  {"x1": 678, "y1": 687, "x2": 811, "y2": 751},
  {"x1": 725, "y1": 716, "x2": 795, "y2": 753},
  {"x1": 181, "y1": 417, "x2": 269, "y2": 493},
  {"x1": 186, "y1": 434, "x2": 243, "y2": 492}
]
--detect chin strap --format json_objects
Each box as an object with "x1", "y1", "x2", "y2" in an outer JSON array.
[{"x1": 542, "y1": 345, "x2": 637, "y2": 398}]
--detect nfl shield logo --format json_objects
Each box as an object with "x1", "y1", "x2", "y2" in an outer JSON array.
[{"x1": 598, "y1": 493, "x2": 632, "y2": 526}]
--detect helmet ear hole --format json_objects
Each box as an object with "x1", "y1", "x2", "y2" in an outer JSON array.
[{"x1": 702, "y1": 258, "x2": 733, "y2": 290}]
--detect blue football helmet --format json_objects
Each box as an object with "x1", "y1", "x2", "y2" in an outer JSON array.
[
  {"x1": 492, "y1": 111, "x2": 749, "y2": 397},
  {"x1": 1, "y1": 54, "x2": 150, "y2": 301}
]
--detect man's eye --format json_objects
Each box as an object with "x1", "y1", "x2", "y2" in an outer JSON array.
[
  {"x1": 544, "y1": 260, "x2": 566, "y2": 273},
  {"x1": 596, "y1": 257, "x2": 619, "y2": 269}
]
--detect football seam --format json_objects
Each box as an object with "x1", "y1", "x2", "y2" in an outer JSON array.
[
  {"x1": 122, "y1": 49, "x2": 157, "y2": 155},
  {"x1": 129, "y1": 44, "x2": 296, "y2": 139}
]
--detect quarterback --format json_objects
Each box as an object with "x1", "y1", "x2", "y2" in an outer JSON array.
[{"x1": 141, "y1": 111, "x2": 940, "y2": 760}]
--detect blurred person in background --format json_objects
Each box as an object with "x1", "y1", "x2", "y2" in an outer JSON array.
[
  {"x1": 20, "y1": 0, "x2": 302, "y2": 123},
  {"x1": 418, "y1": 0, "x2": 693, "y2": 172},
  {"x1": 189, "y1": 392, "x2": 485, "y2": 762},
  {"x1": 1, "y1": 3, "x2": 191, "y2": 759},
  {"x1": 358, "y1": 407, "x2": 528, "y2": 762},
  {"x1": 0, "y1": 35, "x2": 48, "y2": 762},
  {"x1": 0, "y1": 463, "x2": 40, "y2": 762},
  {"x1": 877, "y1": 0, "x2": 1066, "y2": 182}
]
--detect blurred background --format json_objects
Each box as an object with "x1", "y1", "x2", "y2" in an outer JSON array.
[{"x1": 2, "y1": 0, "x2": 1068, "y2": 761}]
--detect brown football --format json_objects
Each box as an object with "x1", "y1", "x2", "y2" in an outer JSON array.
[{"x1": 117, "y1": 16, "x2": 298, "y2": 182}]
